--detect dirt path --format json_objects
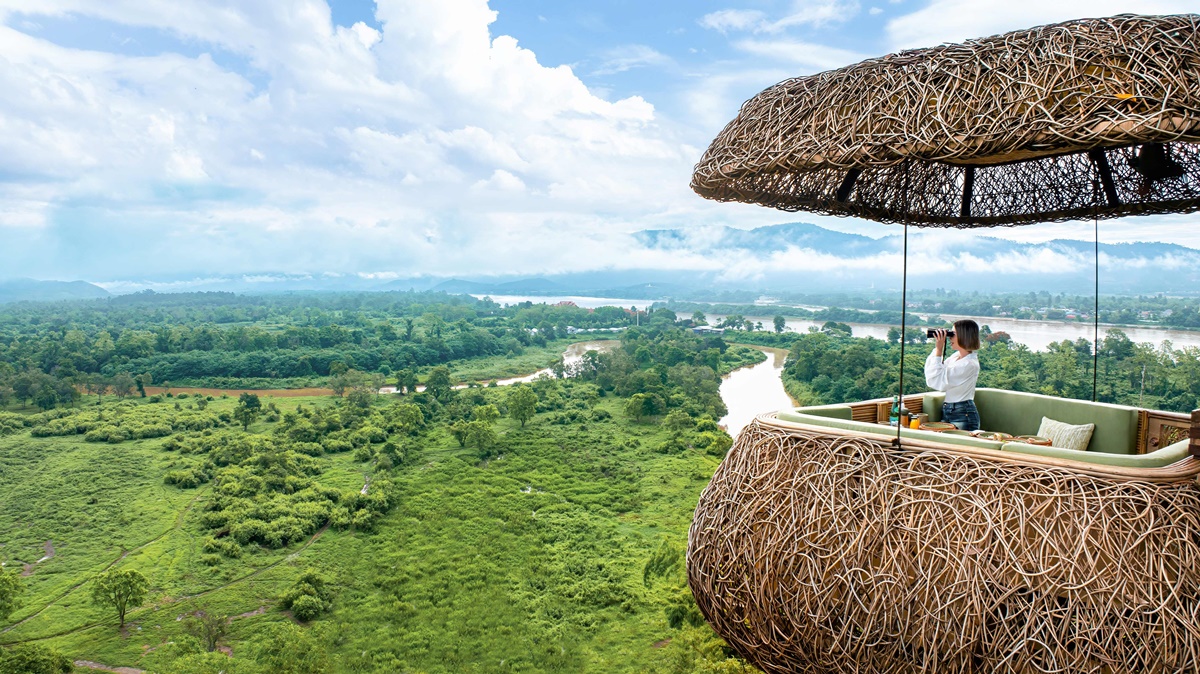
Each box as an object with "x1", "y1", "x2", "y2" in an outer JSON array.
[
  {"x1": 73, "y1": 657, "x2": 142, "y2": 666},
  {"x1": 19, "y1": 541, "x2": 55, "y2": 577},
  {"x1": 4, "y1": 449, "x2": 366, "y2": 649},
  {"x1": 74, "y1": 661, "x2": 144, "y2": 674},
  {"x1": 2, "y1": 489, "x2": 207, "y2": 635}
]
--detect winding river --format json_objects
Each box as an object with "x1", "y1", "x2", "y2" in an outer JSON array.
[{"x1": 718, "y1": 347, "x2": 794, "y2": 436}]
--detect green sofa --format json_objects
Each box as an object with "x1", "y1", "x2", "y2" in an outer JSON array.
[
  {"x1": 923, "y1": 388, "x2": 1139, "y2": 455},
  {"x1": 778, "y1": 389, "x2": 1191, "y2": 469}
]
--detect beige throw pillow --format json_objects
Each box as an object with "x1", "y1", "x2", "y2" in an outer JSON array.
[{"x1": 1037, "y1": 417, "x2": 1095, "y2": 451}]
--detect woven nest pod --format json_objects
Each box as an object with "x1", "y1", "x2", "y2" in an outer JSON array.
[{"x1": 691, "y1": 14, "x2": 1200, "y2": 226}]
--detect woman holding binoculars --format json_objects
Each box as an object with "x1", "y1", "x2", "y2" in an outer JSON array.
[{"x1": 924, "y1": 319, "x2": 981, "y2": 431}]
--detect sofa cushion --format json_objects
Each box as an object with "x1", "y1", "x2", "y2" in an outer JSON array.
[
  {"x1": 923, "y1": 393, "x2": 946, "y2": 422},
  {"x1": 1002, "y1": 438, "x2": 1191, "y2": 468},
  {"x1": 1037, "y1": 417, "x2": 1095, "y2": 451},
  {"x1": 776, "y1": 412, "x2": 1005, "y2": 451},
  {"x1": 792, "y1": 404, "x2": 854, "y2": 420},
  {"x1": 973, "y1": 389, "x2": 1138, "y2": 454}
]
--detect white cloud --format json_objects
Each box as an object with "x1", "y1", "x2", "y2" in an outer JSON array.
[
  {"x1": 592, "y1": 45, "x2": 672, "y2": 76},
  {"x1": 732, "y1": 39, "x2": 866, "y2": 70},
  {"x1": 887, "y1": 0, "x2": 1196, "y2": 50},
  {"x1": 700, "y1": 1, "x2": 859, "y2": 34},
  {"x1": 0, "y1": 0, "x2": 708, "y2": 278},
  {"x1": 698, "y1": 9, "x2": 767, "y2": 33}
]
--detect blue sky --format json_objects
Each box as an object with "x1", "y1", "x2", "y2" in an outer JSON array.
[{"x1": 0, "y1": 0, "x2": 1196, "y2": 286}]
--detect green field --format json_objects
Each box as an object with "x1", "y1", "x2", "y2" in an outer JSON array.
[{"x1": 1, "y1": 367, "x2": 751, "y2": 673}]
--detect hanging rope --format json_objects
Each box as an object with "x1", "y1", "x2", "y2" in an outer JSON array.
[
  {"x1": 896, "y1": 223, "x2": 909, "y2": 446},
  {"x1": 1093, "y1": 210, "x2": 1100, "y2": 402}
]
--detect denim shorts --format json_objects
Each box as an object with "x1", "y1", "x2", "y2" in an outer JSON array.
[{"x1": 942, "y1": 400, "x2": 980, "y2": 431}]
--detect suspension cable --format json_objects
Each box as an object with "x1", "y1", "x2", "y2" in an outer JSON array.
[
  {"x1": 896, "y1": 222, "x2": 909, "y2": 446},
  {"x1": 1093, "y1": 182, "x2": 1100, "y2": 402}
]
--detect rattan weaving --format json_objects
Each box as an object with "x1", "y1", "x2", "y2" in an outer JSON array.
[
  {"x1": 688, "y1": 419, "x2": 1200, "y2": 673},
  {"x1": 691, "y1": 14, "x2": 1200, "y2": 226}
]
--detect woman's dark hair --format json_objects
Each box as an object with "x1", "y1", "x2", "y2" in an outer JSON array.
[{"x1": 953, "y1": 319, "x2": 981, "y2": 351}]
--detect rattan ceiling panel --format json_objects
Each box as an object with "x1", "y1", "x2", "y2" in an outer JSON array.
[{"x1": 692, "y1": 14, "x2": 1200, "y2": 226}]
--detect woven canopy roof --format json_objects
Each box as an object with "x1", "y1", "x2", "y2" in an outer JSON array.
[{"x1": 691, "y1": 14, "x2": 1200, "y2": 227}]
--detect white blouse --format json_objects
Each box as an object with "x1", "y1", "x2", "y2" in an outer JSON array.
[{"x1": 924, "y1": 350, "x2": 979, "y2": 403}]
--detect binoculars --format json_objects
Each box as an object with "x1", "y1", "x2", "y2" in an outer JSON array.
[{"x1": 926, "y1": 329, "x2": 955, "y2": 338}]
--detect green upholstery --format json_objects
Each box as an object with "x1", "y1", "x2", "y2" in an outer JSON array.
[
  {"x1": 1002, "y1": 438, "x2": 1191, "y2": 468},
  {"x1": 923, "y1": 393, "x2": 945, "y2": 422},
  {"x1": 778, "y1": 410, "x2": 1005, "y2": 451},
  {"x1": 792, "y1": 404, "x2": 853, "y2": 420},
  {"x1": 973, "y1": 389, "x2": 1138, "y2": 454}
]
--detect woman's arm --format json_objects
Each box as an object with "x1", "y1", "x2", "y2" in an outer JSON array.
[{"x1": 925, "y1": 352, "x2": 979, "y2": 392}]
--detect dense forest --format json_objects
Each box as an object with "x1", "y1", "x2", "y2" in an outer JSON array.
[
  {"x1": 0, "y1": 293, "x2": 760, "y2": 674},
  {"x1": 0, "y1": 291, "x2": 644, "y2": 409},
  {"x1": 664, "y1": 289, "x2": 1200, "y2": 327}
]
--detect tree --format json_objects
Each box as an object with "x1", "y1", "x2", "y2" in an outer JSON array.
[
  {"x1": 85, "y1": 374, "x2": 109, "y2": 404},
  {"x1": 0, "y1": 568, "x2": 21, "y2": 620},
  {"x1": 390, "y1": 403, "x2": 424, "y2": 435},
  {"x1": 425, "y1": 366, "x2": 453, "y2": 401},
  {"x1": 91, "y1": 568, "x2": 149, "y2": 628},
  {"x1": 395, "y1": 368, "x2": 418, "y2": 395},
  {"x1": 471, "y1": 404, "x2": 500, "y2": 425},
  {"x1": 464, "y1": 420, "x2": 496, "y2": 453},
  {"x1": 691, "y1": 311, "x2": 708, "y2": 326},
  {"x1": 773, "y1": 315, "x2": 786, "y2": 333},
  {"x1": 663, "y1": 409, "x2": 694, "y2": 437},
  {"x1": 111, "y1": 372, "x2": 136, "y2": 399},
  {"x1": 625, "y1": 393, "x2": 651, "y2": 422},
  {"x1": 233, "y1": 406, "x2": 260, "y2": 431},
  {"x1": 507, "y1": 386, "x2": 538, "y2": 427},
  {"x1": 135, "y1": 372, "x2": 152, "y2": 397},
  {"x1": 182, "y1": 608, "x2": 228, "y2": 652}
]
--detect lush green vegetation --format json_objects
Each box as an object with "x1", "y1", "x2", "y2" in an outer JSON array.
[
  {"x1": 0, "y1": 291, "x2": 639, "y2": 408},
  {"x1": 662, "y1": 288, "x2": 1200, "y2": 330},
  {"x1": 728, "y1": 327, "x2": 1200, "y2": 413},
  {"x1": 0, "y1": 295, "x2": 760, "y2": 673}
]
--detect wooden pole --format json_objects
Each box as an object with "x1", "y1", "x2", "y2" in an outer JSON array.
[{"x1": 1190, "y1": 409, "x2": 1200, "y2": 458}]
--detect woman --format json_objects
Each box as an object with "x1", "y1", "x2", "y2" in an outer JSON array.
[{"x1": 924, "y1": 319, "x2": 981, "y2": 431}]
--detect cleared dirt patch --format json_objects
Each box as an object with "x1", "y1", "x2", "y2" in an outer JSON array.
[
  {"x1": 20, "y1": 540, "x2": 54, "y2": 576},
  {"x1": 74, "y1": 661, "x2": 144, "y2": 674}
]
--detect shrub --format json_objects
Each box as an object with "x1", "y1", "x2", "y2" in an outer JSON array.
[
  {"x1": 290, "y1": 594, "x2": 324, "y2": 621},
  {"x1": 280, "y1": 571, "x2": 332, "y2": 621},
  {"x1": 321, "y1": 438, "x2": 353, "y2": 453}
]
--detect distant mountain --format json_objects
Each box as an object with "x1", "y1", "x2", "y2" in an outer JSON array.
[
  {"x1": 0, "y1": 278, "x2": 110, "y2": 304},
  {"x1": 71, "y1": 222, "x2": 1200, "y2": 299}
]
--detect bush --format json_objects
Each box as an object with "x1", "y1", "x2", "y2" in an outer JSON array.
[
  {"x1": 352, "y1": 445, "x2": 373, "y2": 463},
  {"x1": 291, "y1": 594, "x2": 324, "y2": 621},
  {"x1": 280, "y1": 570, "x2": 332, "y2": 621},
  {"x1": 0, "y1": 643, "x2": 73, "y2": 674}
]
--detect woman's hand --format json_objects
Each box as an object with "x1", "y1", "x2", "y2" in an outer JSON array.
[{"x1": 934, "y1": 329, "x2": 948, "y2": 356}]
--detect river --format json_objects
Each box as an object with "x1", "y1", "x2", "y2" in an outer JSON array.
[
  {"x1": 718, "y1": 347, "x2": 794, "y2": 436},
  {"x1": 468, "y1": 293, "x2": 1200, "y2": 352},
  {"x1": 708, "y1": 314, "x2": 1200, "y2": 352}
]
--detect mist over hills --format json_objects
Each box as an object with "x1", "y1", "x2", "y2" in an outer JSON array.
[
  {"x1": 12, "y1": 222, "x2": 1200, "y2": 302},
  {"x1": 0, "y1": 278, "x2": 110, "y2": 304}
]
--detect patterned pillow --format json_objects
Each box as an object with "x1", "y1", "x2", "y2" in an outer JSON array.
[{"x1": 1037, "y1": 417, "x2": 1095, "y2": 451}]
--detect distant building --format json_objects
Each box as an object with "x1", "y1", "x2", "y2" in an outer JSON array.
[{"x1": 693, "y1": 326, "x2": 725, "y2": 336}]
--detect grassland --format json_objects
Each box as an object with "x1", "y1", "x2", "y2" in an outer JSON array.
[{"x1": 0, "y1": 383, "x2": 744, "y2": 673}]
